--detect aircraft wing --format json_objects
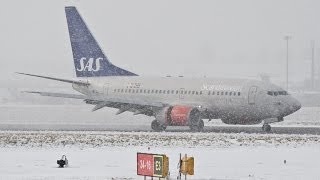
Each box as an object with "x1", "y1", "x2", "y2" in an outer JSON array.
[
  {"x1": 23, "y1": 91, "x2": 87, "y2": 99},
  {"x1": 24, "y1": 91, "x2": 210, "y2": 118},
  {"x1": 18, "y1": 73, "x2": 164, "y2": 116},
  {"x1": 24, "y1": 91, "x2": 165, "y2": 115}
]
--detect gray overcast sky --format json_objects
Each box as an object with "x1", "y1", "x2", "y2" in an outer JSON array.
[{"x1": 1, "y1": 0, "x2": 320, "y2": 87}]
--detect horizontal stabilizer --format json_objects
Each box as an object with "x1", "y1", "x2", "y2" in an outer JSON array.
[{"x1": 16, "y1": 72, "x2": 90, "y2": 86}]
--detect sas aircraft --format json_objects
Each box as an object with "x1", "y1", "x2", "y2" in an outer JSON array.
[{"x1": 18, "y1": 6, "x2": 301, "y2": 132}]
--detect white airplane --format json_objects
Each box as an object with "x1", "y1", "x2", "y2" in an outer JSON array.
[{"x1": 18, "y1": 6, "x2": 301, "y2": 132}]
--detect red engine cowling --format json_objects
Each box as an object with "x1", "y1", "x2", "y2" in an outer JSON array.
[
  {"x1": 155, "y1": 105, "x2": 200, "y2": 126},
  {"x1": 169, "y1": 106, "x2": 193, "y2": 125}
]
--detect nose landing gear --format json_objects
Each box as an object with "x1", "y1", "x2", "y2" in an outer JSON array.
[{"x1": 262, "y1": 123, "x2": 271, "y2": 132}]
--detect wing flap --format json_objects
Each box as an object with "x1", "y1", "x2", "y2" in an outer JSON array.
[{"x1": 23, "y1": 91, "x2": 87, "y2": 99}]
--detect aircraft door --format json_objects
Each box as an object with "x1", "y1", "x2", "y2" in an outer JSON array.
[
  {"x1": 179, "y1": 88, "x2": 185, "y2": 99},
  {"x1": 103, "y1": 83, "x2": 109, "y2": 96},
  {"x1": 248, "y1": 86, "x2": 257, "y2": 105}
]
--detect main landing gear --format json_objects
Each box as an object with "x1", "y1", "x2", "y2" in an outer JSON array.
[
  {"x1": 262, "y1": 123, "x2": 271, "y2": 132},
  {"x1": 189, "y1": 119, "x2": 204, "y2": 132},
  {"x1": 151, "y1": 119, "x2": 205, "y2": 132},
  {"x1": 151, "y1": 120, "x2": 166, "y2": 131}
]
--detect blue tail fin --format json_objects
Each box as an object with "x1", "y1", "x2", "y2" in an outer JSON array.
[{"x1": 65, "y1": 6, "x2": 137, "y2": 77}]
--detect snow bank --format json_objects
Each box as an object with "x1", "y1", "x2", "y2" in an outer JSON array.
[{"x1": 0, "y1": 131, "x2": 319, "y2": 148}]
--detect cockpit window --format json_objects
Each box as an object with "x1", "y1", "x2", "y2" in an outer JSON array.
[{"x1": 267, "y1": 91, "x2": 288, "y2": 96}]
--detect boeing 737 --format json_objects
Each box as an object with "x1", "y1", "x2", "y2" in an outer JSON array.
[{"x1": 18, "y1": 6, "x2": 301, "y2": 132}]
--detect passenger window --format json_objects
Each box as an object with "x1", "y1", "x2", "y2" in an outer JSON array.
[
  {"x1": 125, "y1": 89, "x2": 128, "y2": 93},
  {"x1": 188, "y1": 91, "x2": 191, "y2": 94},
  {"x1": 147, "y1": 90, "x2": 150, "y2": 93},
  {"x1": 274, "y1": 92, "x2": 278, "y2": 96},
  {"x1": 128, "y1": 89, "x2": 131, "y2": 93},
  {"x1": 229, "y1": 92, "x2": 232, "y2": 96},
  {"x1": 144, "y1": 89, "x2": 146, "y2": 93},
  {"x1": 151, "y1": 90, "x2": 154, "y2": 93},
  {"x1": 212, "y1": 91, "x2": 215, "y2": 95},
  {"x1": 208, "y1": 91, "x2": 211, "y2": 95},
  {"x1": 176, "y1": 90, "x2": 179, "y2": 94},
  {"x1": 217, "y1": 92, "x2": 220, "y2": 95},
  {"x1": 159, "y1": 90, "x2": 162, "y2": 93},
  {"x1": 167, "y1": 90, "x2": 170, "y2": 94},
  {"x1": 233, "y1": 92, "x2": 236, "y2": 96},
  {"x1": 199, "y1": 91, "x2": 202, "y2": 95},
  {"x1": 171, "y1": 90, "x2": 174, "y2": 94},
  {"x1": 192, "y1": 91, "x2": 195, "y2": 95},
  {"x1": 184, "y1": 91, "x2": 187, "y2": 94},
  {"x1": 279, "y1": 91, "x2": 288, "y2": 95},
  {"x1": 221, "y1": 92, "x2": 224, "y2": 95},
  {"x1": 196, "y1": 91, "x2": 198, "y2": 95},
  {"x1": 238, "y1": 92, "x2": 241, "y2": 96}
]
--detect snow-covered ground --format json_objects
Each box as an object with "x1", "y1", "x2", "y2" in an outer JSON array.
[
  {"x1": 0, "y1": 131, "x2": 319, "y2": 179},
  {"x1": 0, "y1": 105, "x2": 319, "y2": 130},
  {"x1": 0, "y1": 105, "x2": 319, "y2": 179}
]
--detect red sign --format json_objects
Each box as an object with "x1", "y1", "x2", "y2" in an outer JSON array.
[{"x1": 137, "y1": 153, "x2": 154, "y2": 176}]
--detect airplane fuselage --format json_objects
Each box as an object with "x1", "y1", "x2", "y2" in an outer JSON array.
[{"x1": 73, "y1": 76, "x2": 301, "y2": 125}]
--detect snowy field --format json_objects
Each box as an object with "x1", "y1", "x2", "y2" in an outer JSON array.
[
  {"x1": 0, "y1": 131, "x2": 319, "y2": 179},
  {"x1": 0, "y1": 105, "x2": 319, "y2": 130},
  {"x1": 0, "y1": 105, "x2": 319, "y2": 179}
]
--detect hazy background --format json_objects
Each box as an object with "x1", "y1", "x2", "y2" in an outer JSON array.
[
  {"x1": 1, "y1": 0, "x2": 320, "y2": 89},
  {"x1": 0, "y1": 0, "x2": 319, "y2": 130}
]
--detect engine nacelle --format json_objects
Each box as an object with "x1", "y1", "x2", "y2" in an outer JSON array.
[{"x1": 155, "y1": 105, "x2": 200, "y2": 126}]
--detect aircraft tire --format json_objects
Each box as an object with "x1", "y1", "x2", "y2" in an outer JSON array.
[
  {"x1": 262, "y1": 124, "x2": 271, "y2": 132},
  {"x1": 151, "y1": 120, "x2": 166, "y2": 132},
  {"x1": 190, "y1": 119, "x2": 204, "y2": 132}
]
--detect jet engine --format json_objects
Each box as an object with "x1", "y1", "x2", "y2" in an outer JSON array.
[{"x1": 151, "y1": 105, "x2": 204, "y2": 131}]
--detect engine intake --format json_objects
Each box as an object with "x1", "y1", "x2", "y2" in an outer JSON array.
[{"x1": 156, "y1": 105, "x2": 200, "y2": 126}]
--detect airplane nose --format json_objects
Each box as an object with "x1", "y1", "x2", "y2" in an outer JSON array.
[{"x1": 290, "y1": 99, "x2": 301, "y2": 113}]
